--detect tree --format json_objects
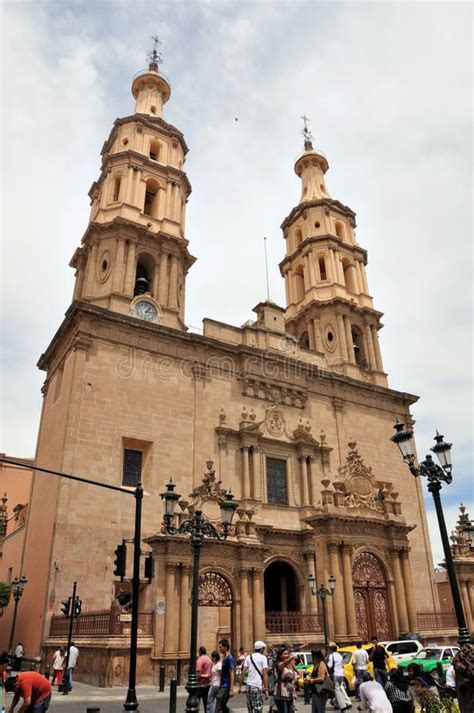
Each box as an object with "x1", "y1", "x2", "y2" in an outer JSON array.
[{"x1": 0, "y1": 582, "x2": 11, "y2": 615}]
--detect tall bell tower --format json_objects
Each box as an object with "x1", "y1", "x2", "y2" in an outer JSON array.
[
  {"x1": 279, "y1": 121, "x2": 387, "y2": 386},
  {"x1": 69, "y1": 40, "x2": 195, "y2": 330}
]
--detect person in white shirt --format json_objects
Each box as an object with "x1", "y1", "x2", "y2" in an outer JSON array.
[
  {"x1": 445, "y1": 664, "x2": 455, "y2": 689},
  {"x1": 65, "y1": 642, "x2": 79, "y2": 690},
  {"x1": 207, "y1": 651, "x2": 222, "y2": 713},
  {"x1": 13, "y1": 643, "x2": 24, "y2": 672},
  {"x1": 353, "y1": 643, "x2": 369, "y2": 699},
  {"x1": 51, "y1": 646, "x2": 65, "y2": 685},
  {"x1": 327, "y1": 644, "x2": 350, "y2": 711},
  {"x1": 241, "y1": 641, "x2": 269, "y2": 713},
  {"x1": 358, "y1": 672, "x2": 393, "y2": 713}
]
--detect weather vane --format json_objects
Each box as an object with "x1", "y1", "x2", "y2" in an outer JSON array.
[
  {"x1": 146, "y1": 34, "x2": 163, "y2": 69},
  {"x1": 300, "y1": 114, "x2": 314, "y2": 145}
]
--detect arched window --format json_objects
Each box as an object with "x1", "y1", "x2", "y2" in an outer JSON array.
[
  {"x1": 342, "y1": 258, "x2": 357, "y2": 293},
  {"x1": 134, "y1": 254, "x2": 155, "y2": 296},
  {"x1": 351, "y1": 327, "x2": 367, "y2": 368},
  {"x1": 335, "y1": 220, "x2": 345, "y2": 239},
  {"x1": 318, "y1": 255, "x2": 327, "y2": 281},
  {"x1": 294, "y1": 266, "x2": 305, "y2": 302},
  {"x1": 299, "y1": 331, "x2": 310, "y2": 350},
  {"x1": 295, "y1": 229, "x2": 303, "y2": 247},
  {"x1": 112, "y1": 175, "x2": 122, "y2": 202},
  {"x1": 149, "y1": 140, "x2": 160, "y2": 161},
  {"x1": 143, "y1": 179, "x2": 160, "y2": 218}
]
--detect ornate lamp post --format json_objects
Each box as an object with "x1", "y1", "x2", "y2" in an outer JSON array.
[
  {"x1": 391, "y1": 421, "x2": 470, "y2": 645},
  {"x1": 160, "y1": 480, "x2": 238, "y2": 713},
  {"x1": 8, "y1": 575, "x2": 28, "y2": 656},
  {"x1": 307, "y1": 574, "x2": 336, "y2": 651}
]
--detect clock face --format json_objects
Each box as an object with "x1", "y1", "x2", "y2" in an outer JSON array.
[{"x1": 135, "y1": 300, "x2": 158, "y2": 322}]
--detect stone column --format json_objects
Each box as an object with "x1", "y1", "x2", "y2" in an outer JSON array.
[
  {"x1": 284, "y1": 272, "x2": 291, "y2": 304},
  {"x1": 84, "y1": 242, "x2": 99, "y2": 297},
  {"x1": 168, "y1": 255, "x2": 178, "y2": 309},
  {"x1": 299, "y1": 457, "x2": 310, "y2": 506},
  {"x1": 341, "y1": 544, "x2": 358, "y2": 638},
  {"x1": 328, "y1": 542, "x2": 346, "y2": 638},
  {"x1": 387, "y1": 579, "x2": 400, "y2": 637},
  {"x1": 308, "y1": 458, "x2": 318, "y2": 506},
  {"x1": 391, "y1": 550, "x2": 409, "y2": 633},
  {"x1": 112, "y1": 239, "x2": 126, "y2": 293},
  {"x1": 240, "y1": 569, "x2": 251, "y2": 649},
  {"x1": 328, "y1": 249, "x2": 337, "y2": 283},
  {"x1": 336, "y1": 314, "x2": 348, "y2": 361},
  {"x1": 365, "y1": 325, "x2": 377, "y2": 370},
  {"x1": 312, "y1": 318, "x2": 324, "y2": 352},
  {"x1": 178, "y1": 565, "x2": 191, "y2": 655},
  {"x1": 344, "y1": 316, "x2": 355, "y2": 363},
  {"x1": 371, "y1": 326, "x2": 384, "y2": 372},
  {"x1": 252, "y1": 569, "x2": 265, "y2": 642},
  {"x1": 400, "y1": 549, "x2": 418, "y2": 632},
  {"x1": 305, "y1": 552, "x2": 318, "y2": 614},
  {"x1": 336, "y1": 253, "x2": 345, "y2": 285},
  {"x1": 241, "y1": 446, "x2": 250, "y2": 499},
  {"x1": 163, "y1": 562, "x2": 178, "y2": 654},
  {"x1": 125, "y1": 166, "x2": 135, "y2": 204},
  {"x1": 356, "y1": 261, "x2": 365, "y2": 294},
  {"x1": 123, "y1": 241, "x2": 137, "y2": 297},
  {"x1": 165, "y1": 181, "x2": 173, "y2": 218},
  {"x1": 461, "y1": 581, "x2": 473, "y2": 630},
  {"x1": 158, "y1": 253, "x2": 168, "y2": 305}
]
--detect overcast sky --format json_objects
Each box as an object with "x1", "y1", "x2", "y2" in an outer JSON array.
[{"x1": 1, "y1": 1, "x2": 472, "y2": 568}]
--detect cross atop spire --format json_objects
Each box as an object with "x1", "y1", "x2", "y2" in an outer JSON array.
[
  {"x1": 300, "y1": 114, "x2": 314, "y2": 150},
  {"x1": 146, "y1": 34, "x2": 163, "y2": 71}
]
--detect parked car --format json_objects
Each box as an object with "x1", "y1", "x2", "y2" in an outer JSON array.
[
  {"x1": 296, "y1": 644, "x2": 397, "y2": 694},
  {"x1": 379, "y1": 639, "x2": 423, "y2": 663},
  {"x1": 398, "y1": 646, "x2": 460, "y2": 680}
]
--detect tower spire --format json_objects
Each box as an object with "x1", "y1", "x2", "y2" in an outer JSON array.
[
  {"x1": 146, "y1": 34, "x2": 163, "y2": 72},
  {"x1": 300, "y1": 114, "x2": 314, "y2": 150}
]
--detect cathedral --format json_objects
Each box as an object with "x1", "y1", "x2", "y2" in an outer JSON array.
[{"x1": 14, "y1": 54, "x2": 440, "y2": 685}]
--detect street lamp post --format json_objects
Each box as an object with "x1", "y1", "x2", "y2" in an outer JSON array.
[
  {"x1": 391, "y1": 421, "x2": 470, "y2": 646},
  {"x1": 307, "y1": 574, "x2": 336, "y2": 651},
  {"x1": 8, "y1": 575, "x2": 28, "y2": 658},
  {"x1": 160, "y1": 480, "x2": 238, "y2": 713}
]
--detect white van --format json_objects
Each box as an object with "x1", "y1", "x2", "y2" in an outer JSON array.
[{"x1": 379, "y1": 640, "x2": 423, "y2": 663}]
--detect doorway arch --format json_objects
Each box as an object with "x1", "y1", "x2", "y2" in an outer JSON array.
[
  {"x1": 264, "y1": 560, "x2": 299, "y2": 612},
  {"x1": 197, "y1": 571, "x2": 233, "y2": 653},
  {"x1": 352, "y1": 552, "x2": 392, "y2": 640}
]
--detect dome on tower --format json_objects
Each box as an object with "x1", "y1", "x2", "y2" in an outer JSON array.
[{"x1": 294, "y1": 139, "x2": 329, "y2": 176}]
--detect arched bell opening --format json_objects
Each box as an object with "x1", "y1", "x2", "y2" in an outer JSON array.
[{"x1": 134, "y1": 254, "x2": 156, "y2": 297}]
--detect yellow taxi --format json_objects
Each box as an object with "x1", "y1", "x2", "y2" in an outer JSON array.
[{"x1": 297, "y1": 644, "x2": 397, "y2": 694}]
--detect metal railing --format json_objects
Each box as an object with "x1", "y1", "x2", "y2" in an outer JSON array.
[
  {"x1": 417, "y1": 611, "x2": 457, "y2": 629},
  {"x1": 265, "y1": 610, "x2": 322, "y2": 634},
  {"x1": 49, "y1": 609, "x2": 154, "y2": 638}
]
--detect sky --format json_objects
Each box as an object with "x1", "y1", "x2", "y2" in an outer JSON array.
[{"x1": 1, "y1": 1, "x2": 472, "y2": 568}]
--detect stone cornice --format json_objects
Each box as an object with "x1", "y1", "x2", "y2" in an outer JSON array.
[
  {"x1": 94, "y1": 150, "x2": 192, "y2": 197},
  {"x1": 36, "y1": 301, "x2": 418, "y2": 414},
  {"x1": 285, "y1": 296, "x2": 384, "y2": 327},
  {"x1": 279, "y1": 234, "x2": 368, "y2": 272},
  {"x1": 101, "y1": 115, "x2": 189, "y2": 157},
  {"x1": 280, "y1": 199, "x2": 356, "y2": 232}
]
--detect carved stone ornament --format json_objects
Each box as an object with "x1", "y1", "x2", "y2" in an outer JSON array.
[
  {"x1": 240, "y1": 376, "x2": 308, "y2": 409},
  {"x1": 450, "y1": 503, "x2": 474, "y2": 559},
  {"x1": 187, "y1": 461, "x2": 228, "y2": 521},
  {"x1": 198, "y1": 571, "x2": 233, "y2": 607},
  {"x1": 334, "y1": 441, "x2": 385, "y2": 513},
  {"x1": 265, "y1": 405, "x2": 286, "y2": 437}
]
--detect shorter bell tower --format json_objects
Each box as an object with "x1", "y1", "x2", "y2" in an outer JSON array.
[
  {"x1": 69, "y1": 40, "x2": 195, "y2": 330},
  {"x1": 279, "y1": 121, "x2": 387, "y2": 386}
]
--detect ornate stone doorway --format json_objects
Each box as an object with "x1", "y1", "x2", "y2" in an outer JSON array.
[
  {"x1": 197, "y1": 571, "x2": 233, "y2": 653},
  {"x1": 352, "y1": 552, "x2": 392, "y2": 640},
  {"x1": 264, "y1": 560, "x2": 299, "y2": 612}
]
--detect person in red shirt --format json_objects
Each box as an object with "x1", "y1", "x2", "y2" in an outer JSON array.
[
  {"x1": 5, "y1": 671, "x2": 52, "y2": 713},
  {"x1": 196, "y1": 646, "x2": 212, "y2": 711}
]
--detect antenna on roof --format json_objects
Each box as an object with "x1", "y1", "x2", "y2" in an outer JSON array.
[{"x1": 264, "y1": 237, "x2": 270, "y2": 300}]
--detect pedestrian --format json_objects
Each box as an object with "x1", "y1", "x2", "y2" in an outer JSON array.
[
  {"x1": 445, "y1": 663, "x2": 456, "y2": 691},
  {"x1": 358, "y1": 671, "x2": 392, "y2": 713},
  {"x1": 369, "y1": 638, "x2": 389, "y2": 687},
  {"x1": 353, "y1": 642, "x2": 369, "y2": 700},
  {"x1": 65, "y1": 641, "x2": 79, "y2": 690},
  {"x1": 50, "y1": 647, "x2": 65, "y2": 685},
  {"x1": 4, "y1": 671, "x2": 52, "y2": 712},
  {"x1": 384, "y1": 668, "x2": 414, "y2": 713},
  {"x1": 196, "y1": 646, "x2": 212, "y2": 711},
  {"x1": 327, "y1": 644, "x2": 350, "y2": 712},
  {"x1": 13, "y1": 644, "x2": 24, "y2": 672},
  {"x1": 307, "y1": 649, "x2": 331, "y2": 713},
  {"x1": 273, "y1": 646, "x2": 298, "y2": 713},
  {"x1": 236, "y1": 647, "x2": 247, "y2": 688},
  {"x1": 207, "y1": 651, "x2": 222, "y2": 713},
  {"x1": 215, "y1": 639, "x2": 235, "y2": 713},
  {"x1": 241, "y1": 641, "x2": 269, "y2": 713}
]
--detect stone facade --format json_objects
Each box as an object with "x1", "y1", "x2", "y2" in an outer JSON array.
[{"x1": 10, "y1": 59, "x2": 441, "y2": 685}]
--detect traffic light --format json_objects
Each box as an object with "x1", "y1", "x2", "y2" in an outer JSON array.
[
  {"x1": 144, "y1": 553, "x2": 154, "y2": 582},
  {"x1": 113, "y1": 541, "x2": 127, "y2": 579},
  {"x1": 61, "y1": 597, "x2": 71, "y2": 617},
  {"x1": 73, "y1": 597, "x2": 82, "y2": 617}
]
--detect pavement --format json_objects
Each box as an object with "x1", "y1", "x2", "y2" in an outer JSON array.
[{"x1": 2, "y1": 682, "x2": 340, "y2": 713}]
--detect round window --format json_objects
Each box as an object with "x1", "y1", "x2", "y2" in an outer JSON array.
[
  {"x1": 324, "y1": 324, "x2": 337, "y2": 352},
  {"x1": 97, "y1": 250, "x2": 112, "y2": 283},
  {"x1": 315, "y1": 221, "x2": 320, "y2": 228}
]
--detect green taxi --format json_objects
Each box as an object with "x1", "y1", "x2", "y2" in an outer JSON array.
[{"x1": 398, "y1": 646, "x2": 460, "y2": 679}]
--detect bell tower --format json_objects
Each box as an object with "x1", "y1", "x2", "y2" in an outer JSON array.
[
  {"x1": 69, "y1": 40, "x2": 195, "y2": 330},
  {"x1": 279, "y1": 120, "x2": 387, "y2": 386}
]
